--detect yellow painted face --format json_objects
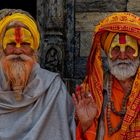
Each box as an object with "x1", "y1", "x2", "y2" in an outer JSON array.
[
  {"x1": 3, "y1": 27, "x2": 34, "y2": 50},
  {"x1": 109, "y1": 34, "x2": 138, "y2": 58}
]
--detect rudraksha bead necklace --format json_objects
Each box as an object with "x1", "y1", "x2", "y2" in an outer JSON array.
[{"x1": 106, "y1": 74, "x2": 132, "y2": 136}]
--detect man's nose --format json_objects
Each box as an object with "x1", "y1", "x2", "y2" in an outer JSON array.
[
  {"x1": 14, "y1": 48, "x2": 23, "y2": 55},
  {"x1": 118, "y1": 51, "x2": 127, "y2": 60}
]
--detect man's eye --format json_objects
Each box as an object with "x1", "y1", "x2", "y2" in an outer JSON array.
[
  {"x1": 21, "y1": 42, "x2": 31, "y2": 46},
  {"x1": 7, "y1": 42, "x2": 16, "y2": 46},
  {"x1": 126, "y1": 45, "x2": 135, "y2": 53},
  {"x1": 112, "y1": 46, "x2": 120, "y2": 52}
]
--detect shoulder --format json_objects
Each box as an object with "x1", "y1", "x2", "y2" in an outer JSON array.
[
  {"x1": 35, "y1": 64, "x2": 60, "y2": 83},
  {"x1": 30, "y1": 63, "x2": 63, "y2": 90},
  {"x1": 38, "y1": 66, "x2": 65, "y2": 89}
]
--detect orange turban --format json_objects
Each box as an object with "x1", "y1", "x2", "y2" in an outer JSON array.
[{"x1": 83, "y1": 12, "x2": 140, "y2": 119}]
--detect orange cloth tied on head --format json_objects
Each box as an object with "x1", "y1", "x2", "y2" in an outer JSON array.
[
  {"x1": 101, "y1": 32, "x2": 117, "y2": 54},
  {"x1": 83, "y1": 12, "x2": 140, "y2": 136},
  {"x1": 0, "y1": 13, "x2": 40, "y2": 50}
]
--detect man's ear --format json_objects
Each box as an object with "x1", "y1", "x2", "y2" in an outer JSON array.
[{"x1": 32, "y1": 51, "x2": 38, "y2": 62}]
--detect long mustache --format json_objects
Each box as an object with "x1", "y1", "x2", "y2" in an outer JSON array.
[
  {"x1": 108, "y1": 57, "x2": 140, "y2": 81},
  {"x1": 4, "y1": 54, "x2": 33, "y2": 62},
  {"x1": 111, "y1": 59, "x2": 134, "y2": 67}
]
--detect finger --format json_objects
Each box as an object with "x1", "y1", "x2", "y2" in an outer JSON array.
[
  {"x1": 80, "y1": 85, "x2": 85, "y2": 99},
  {"x1": 84, "y1": 92, "x2": 92, "y2": 98},
  {"x1": 72, "y1": 93, "x2": 78, "y2": 105},
  {"x1": 85, "y1": 93, "x2": 97, "y2": 106},
  {"x1": 88, "y1": 93, "x2": 93, "y2": 99},
  {"x1": 76, "y1": 85, "x2": 82, "y2": 101},
  {"x1": 76, "y1": 85, "x2": 81, "y2": 93},
  {"x1": 89, "y1": 94, "x2": 96, "y2": 103}
]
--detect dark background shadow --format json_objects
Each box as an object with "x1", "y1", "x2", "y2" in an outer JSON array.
[{"x1": 0, "y1": 0, "x2": 36, "y2": 18}]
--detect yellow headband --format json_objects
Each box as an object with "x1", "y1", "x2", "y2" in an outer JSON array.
[{"x1": 0, "y1": 13, "x2": 40, "y2": 50}]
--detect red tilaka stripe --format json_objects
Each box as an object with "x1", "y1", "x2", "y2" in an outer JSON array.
[
  {"x1": 15, "y1": 27, "x2": 22, "y2": 43},
  {"x1": 119, "y1": 33, "x2": 126, "y2": 44}
]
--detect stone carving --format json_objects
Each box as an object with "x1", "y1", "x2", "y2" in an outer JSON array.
[
  {"x1": 45, "y1": 47, "x2": 62, "y2": 72},
  {"x1": 44, "y1": 0, "x2": 64, "y2": 28},
  {"x1": 37, "y1": 0, "x2": 65, "y2": 76}
]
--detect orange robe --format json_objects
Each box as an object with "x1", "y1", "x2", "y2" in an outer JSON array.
[{"x1": 76, "y1": 78, "x2": 140, "y2": 140}]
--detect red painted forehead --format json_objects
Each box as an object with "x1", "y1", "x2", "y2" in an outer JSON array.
[
  {"x1": 119, "y1": 33, "x2": 126, "y2": 44},
  {"x1": 15, "y1": 27, "x2": 22, "y2": 43}
]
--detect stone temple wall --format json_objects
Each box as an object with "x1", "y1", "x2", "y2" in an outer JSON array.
[
  {"x1": 72, "y1": 0, "x2": 140, "y2": 91},
  {"x1": 75, "y1": 0, "x2": 140, "y2": 59},
  {"x1": 37, "y1": 0, "x2": 140, "y2": 93}
]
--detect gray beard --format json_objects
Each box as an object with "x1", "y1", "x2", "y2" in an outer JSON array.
[{"x1": 108, "y1": 57, "x2": 140, "y2": 81}]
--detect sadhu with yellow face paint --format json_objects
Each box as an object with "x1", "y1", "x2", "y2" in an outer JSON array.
[
  {"x1": 72, "y1": 12, "x2": 140, "y2": 140},
  {"x1": 0, "y1": 9, "x2": 75, "y2": 140},
  {"x1": 0, "y1": 14, "x2": 39, "y2": 101}
]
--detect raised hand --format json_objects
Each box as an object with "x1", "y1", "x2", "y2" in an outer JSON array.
[{"x1": 72, "y1": 85, "x2": 97, "y2": 132}]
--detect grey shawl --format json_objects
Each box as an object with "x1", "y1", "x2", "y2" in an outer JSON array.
[{"x1": 0, "y1": 63, "x2": 76, "y2": 140}]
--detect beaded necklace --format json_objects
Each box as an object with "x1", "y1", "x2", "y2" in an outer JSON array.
[{"x1": 106, "y1": 74, "x2": 132, "y2": 136}]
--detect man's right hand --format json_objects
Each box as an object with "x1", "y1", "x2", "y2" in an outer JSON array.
[{"x1": 72, "y1": 85, "x2": 98, "y2": 132}]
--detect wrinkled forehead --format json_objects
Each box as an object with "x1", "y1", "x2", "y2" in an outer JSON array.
[
  {"x1": 6, "y1": 21, "x2": 29, "y2": 31},
  {"x1": 112, "y1": 34, "x2": 137, "y2": 45},
  {"x1": 4, "y1": 27, "x2": 32, "y2": 38},
  {"x1": 3, "y1": 21, "x2": 32, "y2": 40},
  {"x1": 109, "y1": 33, "x2": 139, "y2": 58}
]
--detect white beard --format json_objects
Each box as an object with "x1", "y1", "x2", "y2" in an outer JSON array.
[{"x1": 108, "y1": 57, "x2": 140, "y2": 81}]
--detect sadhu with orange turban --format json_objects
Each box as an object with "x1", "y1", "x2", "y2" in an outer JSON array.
[
  {"x1": 73, "y1": 12, "x2": 140, "y2": 140},
  {"x1": 0, "y1": 9, "x2": 76, "y2": 140}
]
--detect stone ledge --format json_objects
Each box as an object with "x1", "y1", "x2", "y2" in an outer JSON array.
[
  {"x1": 76, "y1": 0, "x2": 127, "y2": 12},
  {"x1": 127, "y1": 0, "x2": 140, "y2": 12},
  {"x1": 76, "y1": 12, "x2": 112, "y2": 31}
]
